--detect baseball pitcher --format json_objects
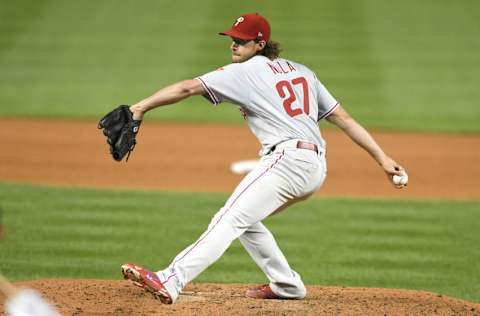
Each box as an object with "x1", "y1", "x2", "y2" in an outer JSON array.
[{"x1": 106, "y1": 13, "x2": 407, "y2": 304}]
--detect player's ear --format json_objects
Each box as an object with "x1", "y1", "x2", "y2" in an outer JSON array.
[{"x1": 256, "y1": 40, "x2": 266, "y2": 51}]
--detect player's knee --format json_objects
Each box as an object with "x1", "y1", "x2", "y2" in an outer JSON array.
[
  {"x1": 207, "y1": 208, "x2": 250, "y2": 233},
  {"x1": 223, "y1": 210, "x2": 252, "y2": 230}
]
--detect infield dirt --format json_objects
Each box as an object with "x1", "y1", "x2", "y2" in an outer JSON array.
[
  {"x1": 1, "y1": 119, "x2": 479, "y2": 200},
  {"x1": 1, "y1": 119, "x2": 480, "y2": 315},
  {"x1": 1, "y1": 280, "x2": 479, "y2": 316}
]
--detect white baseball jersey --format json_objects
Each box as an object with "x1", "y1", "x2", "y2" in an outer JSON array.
[
  {"x1": 157, "y1": 55, "x2": 338, "y2": 303},
  {"x1": 197, "y1": 55, "x2": 339, "y2": 155}
]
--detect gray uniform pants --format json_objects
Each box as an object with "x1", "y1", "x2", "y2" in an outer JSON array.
[{"x1": 157, "y1": 139, "x2": 326, "y2": 302}]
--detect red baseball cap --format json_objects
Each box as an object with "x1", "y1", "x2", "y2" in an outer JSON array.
[{"x1": 219, "y1": 13, "x2": 271, "y2": 42}]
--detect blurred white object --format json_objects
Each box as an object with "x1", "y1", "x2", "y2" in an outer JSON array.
[
  {"x1": 230, "y1": 160, "x2": 259, "y2": 174},
  {"x1": 6, "y1": 289, "x2": 61, "y2": 316}
]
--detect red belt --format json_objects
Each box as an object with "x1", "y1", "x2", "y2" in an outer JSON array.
[
  {"x1": 296, "y1": 141, "x2": 319, "y2": 153},
  {"x1": 270, "y1": 140, "x2": 319, "y2": 154}
]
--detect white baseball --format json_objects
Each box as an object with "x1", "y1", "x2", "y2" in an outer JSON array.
[{"x1": 392, "y1": 173, "x2": 408, "y2": 186}]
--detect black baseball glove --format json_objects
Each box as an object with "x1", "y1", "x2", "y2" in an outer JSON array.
[{"x1": 98, "y1": 105, "x2": 142, "y2": 162}]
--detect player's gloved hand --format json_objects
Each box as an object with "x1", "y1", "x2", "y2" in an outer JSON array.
[
  {"x1": 129, "y1": 104, "x2": 145, "y2": 121},
  {"x1": 98, "y1": 105, "x2": 142, "y2": 162},
  {"x1": 380, "y1": 157, "x2": 407, "y2": 189}
]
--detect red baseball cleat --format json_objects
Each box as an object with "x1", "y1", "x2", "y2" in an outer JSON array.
[
  {"x1": 121, "y1": 263, "x2": 173, "y2": 304},
  {"x1": 245, "y1": 284, "x2": 280, "y2": 299}
]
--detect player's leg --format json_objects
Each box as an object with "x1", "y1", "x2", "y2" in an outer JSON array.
[
  {"x1": 239, "y1": 221, "x2": 306, "y2": 298},
  {"x1": 156, "y1": 149, "x2": 325, "y2": 302},
  {"x1": 155, "y1": 153, "x2": 289, "y2": 301}
]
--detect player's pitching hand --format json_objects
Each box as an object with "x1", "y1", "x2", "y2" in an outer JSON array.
[{"x1": 380, "y1": 157, "x2": 408, "y2": 189}]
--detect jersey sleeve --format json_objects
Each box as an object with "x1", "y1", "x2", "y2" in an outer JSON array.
[
  {"x1": 315, "y1": 78, "x2": 339, "y2": 121},
  {"x1": 196, "y1": 63, "x2": 249, "y2": 106}
]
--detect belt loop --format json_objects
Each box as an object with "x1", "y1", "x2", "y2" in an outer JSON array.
[{"x1": 268, "y1": 145, "x2": 276, "y2": 155}]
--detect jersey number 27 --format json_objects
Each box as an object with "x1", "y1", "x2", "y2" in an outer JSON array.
[{"x1": 275, "y1": 76, "x2": 310, "y2": 117}]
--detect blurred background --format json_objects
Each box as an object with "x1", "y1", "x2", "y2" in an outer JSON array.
[
  {"x1": 1, "y1": 0, "x2": 478, "y2": 131},
  {"x1": 1, "y1": 0, "x2": 480, "y2": 307}
]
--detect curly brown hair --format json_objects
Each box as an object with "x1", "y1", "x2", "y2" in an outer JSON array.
[{"x1": 257, "y1": 40, "x2": 281, "y2": 60}]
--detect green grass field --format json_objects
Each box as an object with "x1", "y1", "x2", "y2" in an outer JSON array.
[
  {"x1": 1, "y1": 183, "x2": 479, "y2": 302},
  {"x1": 1, "y1": 0, "x2": 479, "y2": 308},
  {"x1": 0, "y1": 0, "x2": 479, "y2": 132}
]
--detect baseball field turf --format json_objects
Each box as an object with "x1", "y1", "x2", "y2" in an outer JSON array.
[
  {"x1": 0, "y1": 0, "x2": 479, "y2": 313},
  {"x1": 1, "y1": 183, "x2": 479, "y2": 303}
]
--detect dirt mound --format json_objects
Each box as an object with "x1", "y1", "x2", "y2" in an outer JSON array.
[{"x1": 1, "y1": 280, "x2": 479, "y2": 315}]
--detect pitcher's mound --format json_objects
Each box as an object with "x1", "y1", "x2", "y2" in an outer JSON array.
[{"x1": 1, "y1": 280, "x2": 479, "y2": 315}]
